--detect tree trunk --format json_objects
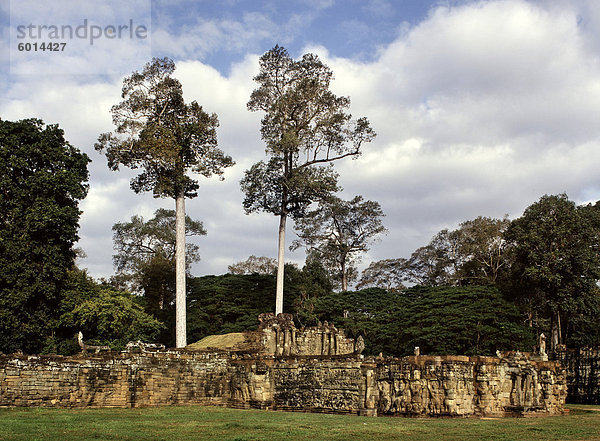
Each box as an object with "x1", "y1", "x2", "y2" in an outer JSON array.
[
  {"x1": 551, "y1": 316, "x2": 559, "y2": 352},
  {"x1": 175, "y1": 192, "x2": 187, "y2": 348},
  {"x1": 341, "y1": 259, "x2": 348, "y2": 292},
  {"x1": 557, "y1": 310, "x2": 562, "y2": 346},
  {"x1": 275, "y1": 212, "x2": 286, "y2": 315}
]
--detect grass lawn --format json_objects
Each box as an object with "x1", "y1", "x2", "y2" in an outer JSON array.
[{"x1": 0, "y1": 405, "x2": 599, "y2": 441}]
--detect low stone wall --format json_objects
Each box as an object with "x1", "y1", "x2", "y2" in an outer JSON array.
[
  {"x1": 371, "y1": 354, "x2": 565, "y2": 416},
  {"x1": 0, "y1": 351, "x2": 235, "y2": 408},
  {"x1": 554, "y1": 347, "x2": 600, "y2": 404},
  {"x1": 0, "y1": 350, "x2": 566, "y2": 416}
]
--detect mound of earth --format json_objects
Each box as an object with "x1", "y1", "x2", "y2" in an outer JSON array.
[{"x1": 186, "y1": 331, "x2": 263, "y2": 352}]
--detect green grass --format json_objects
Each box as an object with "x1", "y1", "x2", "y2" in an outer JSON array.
[{"x1": 0, "y1": 405, "x2": 599, "y2": 441}]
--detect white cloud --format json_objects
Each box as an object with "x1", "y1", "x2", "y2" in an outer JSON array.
[
  {"x1": 151, "y1": 14, "x2": 276, "y2": 60},
  {"x1": 322, "y1": 0, "x2": 600, "y2": 263},
  {"x1": 3, "y1": 0, "x2": 600, "y2": 283},
  {"x1": 9, "y1": 0, "x2": 151, "y2": 75}
]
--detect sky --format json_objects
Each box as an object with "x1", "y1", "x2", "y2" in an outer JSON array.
[{"x1": 1, "y1": 0, "x2": 600, "y2": 284}]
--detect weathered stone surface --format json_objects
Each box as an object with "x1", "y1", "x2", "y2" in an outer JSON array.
[
  {"x1": 554, "y1": 347, "x2": 600, "y2": 404},
  {"x1": 0, "y1": 351, "x2": 565, "y2": 416},
  {"x1": 272, "y1": 357, "x2": 363, "y2": 413},
  {"x1": 257, "y1": 313, "x2": 356, "y2": 356},
  {"x1": 0, "y1": 317, "x2": 566, "y2": 416}
]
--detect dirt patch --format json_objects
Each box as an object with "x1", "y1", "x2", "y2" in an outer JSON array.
[{"x1": 186, "y1": 332, "x2": 263, "y2": 352}]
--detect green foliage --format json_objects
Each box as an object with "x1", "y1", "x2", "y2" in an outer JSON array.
[
  {"x1": 566, "y1": 288, "x2": 600, "y2": 348},
  {"x1": 314, "y1": 286, "x2": 534, "y2": 356},
  {"x1": 95, "y1": 57, "x2": 234, "y2": 199},
  {"x1": 313, "y1": 288, "x2": 400, "y2": 356},
  {"x1": 185, "y1": 274, "x2": 531, "y2": 356},
  {"x1": 112, "y1": 210, "x2": 204, "y2": 308},
  {"x1": 397, "y1": 286, "x2": 534, "y2": 356},
  {"x1": 246, "y1": 46, "x2": 375, "y2": 171},
  {"x1": 505, "y1": 194, "x2": 600, "y2": 345},
  {"x1": 241, "y1": 157, "x2": 339, "y2": 219},
  {"x1": 187, "y1": 274, "x2": 279, "y2": 342},
  {"x1": 282, "y1": 259, "x2": 334, "y2": 327},
  {"x1": 68, "y1": 287, "x2": 163, "y2": 351},
  {"x1": 109, "y1": 208, "x2": 206, "y2": 347},
  {"x1": 454, "y1": 216, "x2": 511, "y2": 285},
  {"x1": 113, "y1": 208, "x2": 206, "y2": 276},
  {"x1": 293, "y1": 195, "x2": 386, "y2": 291},
  {"x1": 50, "y1": 268, "x2": 164, "y2": 353},
  {"x1": 186, "y1": 265, "x2": 335, "y2": 342},
  {"x1": 241, "y1": 44, "x2": 375, "y2": 216},
  {"x1": 0, "y1": 119, "x2": 89, "y2": 354}
]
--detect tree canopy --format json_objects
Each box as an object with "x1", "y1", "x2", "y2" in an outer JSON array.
[
  {"x1": 112, "y1": 208, "x2": 206, "y2": 290},
  {"x1": 0, "y1": 119, "x2": 89, "y2": 354},
  {"x1": 56, "y1": 268, "x2": 163, "y2": 353},
  {"x1": 241, "y1": 45, "x2": 375, "y2": 314},
  {"x1": 110, "y1": 208, "x2": 206, "y2": 346},
  {"x1": 292, "y1": 195, "x2": 386, "y2": 291},
  {"x1": 357, "y1": 258, "x2": 407, "y2": 292},
  {"x1": 228, "y1": 255, "x2": 277, "y2": 275},
  {"x1": 95, "y1": 57, "x2": 233, "y2": 199},
  {"x1": 313, "y1": 286, "x2": 534, "y2": 356},
  {"x1": 359, "y1": 216, "x2": 511, "y2": 289},
  {"x1": 505, "y1": 194, "x2": 600, "y2": 348},
  {"x1": 96, "y1": 57, "x2": 234, "y2": 347}
]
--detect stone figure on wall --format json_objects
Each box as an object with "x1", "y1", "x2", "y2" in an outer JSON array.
[
  {"x1": 538, "y1": 333, "x2": 548, "y2": 361},
  {"x1": 354, "y1": 335, "x2": 365, "y2": 354},
  {"x1": 77, "y1": 332, "x2": 109, "y2": 353},
  {"x1": 539, "y1": 333, "x2": 546, "y2": 355},
  {"x1": 551, "y1": 326, "x2": 559, "y2": 352}
]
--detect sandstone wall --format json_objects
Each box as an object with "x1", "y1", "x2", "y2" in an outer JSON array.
[
  {"x1": 0, "y1": 351, "x2": 566, "y2": 416},
  {"x1": 0, "y1": 352, "x2": 235, "y2": 408},
  {"x1": 370, "y1": 354, "x2": 565, "y2": 417},
  {"x1": 554, "y1": 347, "x2": 600, "y2": 404},
  {"x1": 258, "y1": 313, "x2": 357, "y2": 356}
]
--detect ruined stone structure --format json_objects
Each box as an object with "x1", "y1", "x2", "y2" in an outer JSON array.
[
  {"x1": 257, "y1": 313, "x2": 359, "y2": 356},
  {"x1": 554, "y1": 346, "x2": 600, "y2": 404},
  {"x1": 0, "y1": 317, "x2": 566, "y2": 416}
]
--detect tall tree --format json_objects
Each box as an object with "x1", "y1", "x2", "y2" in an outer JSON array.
[
  {"x1": 111, "y1": 208, "x2": 205, "y2": 345},
  {"x1": 505, "y1": 194, "x2": 600, "y2": 348},
  {"x1": 0, "y1": 118, "x2": 89, "y2": 354},
  {"x1": 292, "y1": 195, "x2": 386, "y2": 291},
  {"x1": 453, "y1": 216, "x2": 511, "y2": 285},
  {"x1": 367, "y1": 217, "x2": 511, "y2": 289},
  {"x1": 96, "y1": 58, "x2": 234, "y2": 347},
  {"x1": 228, "y1": 255, "x2": 277, "y2": 275},
  {"x1": 357, "y1": 258, "x2": 407, "y2": 292},
  {"x1": 241, "y1": 46, "x2": 375, "y2": 313}
]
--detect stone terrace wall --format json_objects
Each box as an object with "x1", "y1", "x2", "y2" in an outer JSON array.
[
  {"x1": 0, "y1": 351, "x2": 566, "y2": 416},
  {"x1": 554, "y1": 347, "x2": 600, "y2": 404},
  {"x1": 371, "y1": 354, "x2": 565, "y2": 417},
  {"x1": 0, "y1": 352, "x2": 237, "y2": 408},
  {"x1": 258, "y1": 313, "x2": 357, "y2": 356}
]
